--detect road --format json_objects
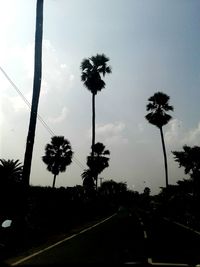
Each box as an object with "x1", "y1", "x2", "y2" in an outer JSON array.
[
  {"x1": 6, "y1": 208, "x2": 200, "y2": 266},
  {"x1": 140, "y1": 211, "x2": 200, "y2": 266},
  {"x1": 8, "y1": 208, "x2": 146, "y2": 265}
]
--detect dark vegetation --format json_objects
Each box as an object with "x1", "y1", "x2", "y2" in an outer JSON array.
[
  {"x1": 0, "y1": 161, "x2": 135, "y2": 260},
  {"x1": 1, "y1": 145, "x2": 200, "y2": 261}
]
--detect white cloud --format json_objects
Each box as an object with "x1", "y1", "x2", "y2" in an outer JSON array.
[
  {"x1": 165, "y1": 119, "x2": 182, "y2": 145},
  {"x1": 21, "y1": 40, "x2": 74, "y2": 96},
  {"x1": 92, "y1": 122, "x2": 128, "y2": 145},
  {"x1": 137, "y1": 122, "x2": 145, "y2": 133},
  {"x1": 182, "y1": 123, "x2": 200, "y2": 145},
  {"x1": 165, "y1": 119, "x2": 200, "y2": 148},
  {"x1": 48, "y1": 106, "x2": 69, "y2": 124},
  {"x1": 0, "y1": 40, "x2": 74, "y2": 120}
]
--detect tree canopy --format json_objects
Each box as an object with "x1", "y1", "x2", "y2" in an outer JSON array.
[
  {"x1": 145, "y1": 91, "x2": 174, "y2": 128},
  {"x1": 80, "y1": 54, "x2": 112, "y2": 95},
  {"x1": 172, "y1": 145, "x2": 200, "y2": 181},
  {"x1": 42, "y1": 136, "x2": 73, "y2": 187},
  {"x1": 0, "y1": 159, "x2": 23, "y2": 185}
]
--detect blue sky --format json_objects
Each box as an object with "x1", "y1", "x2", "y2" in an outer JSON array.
[{"x1": 0, "y1": 0, "x2": 200, "y2": 194}]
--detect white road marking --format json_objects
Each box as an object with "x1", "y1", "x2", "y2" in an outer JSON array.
[
  {"x1": 163, "y1": 217, "x2": 200, "y2": 236},
  {"x1": 10, "y1": 213, "x2": 117, "y2": 266},
  {"x1": 137, "y1": 216, "x2": 147, "y2": 239},
  {"x1": 148, "y1": 257, "x2": 190, "y2": 266},
  {"x1": 124, "y1": 261, "x2": 143, "y2": 264},
  {"x1": 143, "y1": 230, "x2": 147, "y2": 239}
]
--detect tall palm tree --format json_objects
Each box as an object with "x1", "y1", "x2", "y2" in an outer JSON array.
[
  {"x1": 80, "y1": 54, "x2": 111, "y2": 159},
  {"x1": 42, "y1": 136, "x2": 73, "y2": 188},
  {"x1": 87, "y1": 142, "x2": 110, "y2": 190},
  {"x1": 22, "y1": 0, "x2": 44, "y2": 187},
  {"x1": 145, "y1": 92, "x2": 173, "y2": 187}
]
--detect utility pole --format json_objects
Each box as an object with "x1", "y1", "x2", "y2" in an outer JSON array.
[{"x1": 22, "y1": 0, "x2": 44, "y2": 187}]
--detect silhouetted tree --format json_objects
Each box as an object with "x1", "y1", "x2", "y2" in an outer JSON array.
[
  {"x1": 81, "y1": 169, "x2": 95, "y2": 192},
  {"x1": 87, "y1": 142, "x2": 110, "y2": 189},
  {"x1": 172, "y1": 145, "x2": 200, "y2": 196},
  {"x1": 22, "y1": 0, "x2": 44, "y2": 187},
  {"x1": 42, "y1": 136, "x2": 73, "y2": 188},
  {"x1": 143, "y1": 187, "x2": 151, "y2": 196},
  {"x1": 176, "y1": 178, "x2": 193, "y2": 194},
  {"x1": 80, "y1": 54, "x2": 111, "y2": 161},
  {"x1": 0, "y1": 159, "x2": 24, "y2": 217},
  {"x1": 145, "y1": 92, "x2": 173, "y2": 187},
  {"x1": 0, "y1": 159, "x2": 23, "y2": 185}
]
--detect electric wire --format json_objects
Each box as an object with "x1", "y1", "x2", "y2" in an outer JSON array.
[{"x1": 0, "y1": 66, "x2": 86, "y2": 170}]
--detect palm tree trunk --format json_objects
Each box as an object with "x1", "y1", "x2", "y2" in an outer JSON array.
[
  {"x1": 92, "y1": 93, "x2": 98, "y2": 190},
  {"x1": 52, "y1": 174, "x2": 57, "y2": 188},
  {"x1": 95, "y1": 174, "x2": 98, "y2": 191},
  {"x1": 160, "y1": 127, "x2": 169, "y2": 188},
  {"x1": 92, "y1": 93, "x2": 95, "y2": 157},
  {"x1": 22, "y1": 0, "x2": 43, "y2": 187}
]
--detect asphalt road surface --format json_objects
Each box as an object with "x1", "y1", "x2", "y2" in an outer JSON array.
[
  {"x1": 7, "y1": 208, "x2": 200, "y2": 266},
  {"x1": 9, "y1": 208, "x2": 146, "y2": 265},
  {"x1": 141, "y1": 211, "x2": 200, "y2": 266}
]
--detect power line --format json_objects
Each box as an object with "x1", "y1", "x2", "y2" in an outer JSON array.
[{"x1": 0, "y1": 66, "x2": 86, "y2": 171}]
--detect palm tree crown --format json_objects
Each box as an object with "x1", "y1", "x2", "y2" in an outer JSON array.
[
  {"x1": 80, "y1": 53, "x2": 111, "y2": 95},
  {"x1": 86, "y1": 142, "x2": 110, "y2": 190},
  {"x1": 0, "y1": 159, "x2": 23, "y2": 184},
  {"x1": 81, "y1": 169, "x2": 95, "y2": 190},
  {"x1": 42, "y1": 136, "x2": 73, "y2": 187},
  {"x1": 87, "y1": 142, "x2": 110, "y2": 175},
  {"x1": 145, "y1": 91, "x2": 173, "y2": 128}
]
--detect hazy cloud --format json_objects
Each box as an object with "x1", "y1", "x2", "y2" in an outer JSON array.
[
  {"x1": 94, "y1": 122, "x2": 128, "y2": 145},
  {"x1": 182, "y1": 123, "x2": 200, "y2": 145},
  {"x1": 22, "y1": 40, "x2": 74, "y2": 96},
  {"x1": 165, "y1": 119, "x2": 200, "y2": 148},
  {"x1": 48, "y1": 106, "x2": 69, "y2": 124}
]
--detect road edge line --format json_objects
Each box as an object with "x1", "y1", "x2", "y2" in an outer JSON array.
[
  {"x1": 10, "y1": 213, "x2": 117, "y2": 266},
  {"x1": 148, "y1": 257, "x2": 190, "y2": 266}
]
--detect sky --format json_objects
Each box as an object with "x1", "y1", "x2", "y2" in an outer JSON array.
[{"x1": 0, "y1": 0, "x2": 200, "y2": 195}]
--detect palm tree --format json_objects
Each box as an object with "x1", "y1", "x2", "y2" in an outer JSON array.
[
  {"x1": 0, "y1": 159, "x2": 23, "y2": 185},
  {"x1": 42, "y1": 136, "x2": 73, "y2": 188},
  {"x1": 22, "y1": 0, "x2": 44, "y2": 187},
  {"x1": 87, "y1": 142, "x2": 110, "y2": 190},
  {"x1": 80, "y1": 54, "x2": 111, "y2": 159},
  {"x1": 81, "y1": 169, "x2": 95, "y2": 192},
  {"x1": 145, "y1": 92, "x2": 173, "y2": 187}
]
